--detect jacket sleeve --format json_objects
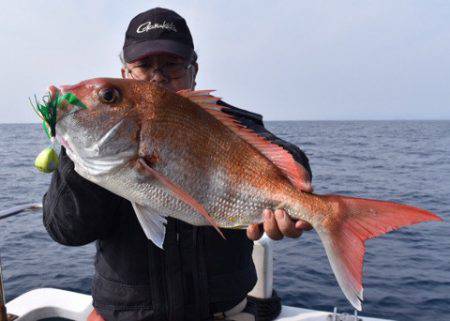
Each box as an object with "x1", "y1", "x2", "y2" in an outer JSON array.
[
  {"x1": 219, "y1": 101, "x2": 313, "y2": 179},
  {"x1": 43, "y1": 147, "x2": 124, "y2": 246}
]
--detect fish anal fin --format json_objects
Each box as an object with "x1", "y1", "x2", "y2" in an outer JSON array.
[
  {"x1": 177, "y1": 89, "x2": 311, "y2": 192},
  {"x1": 137, "y1": 158, "x2": 225, "y2": 239}
]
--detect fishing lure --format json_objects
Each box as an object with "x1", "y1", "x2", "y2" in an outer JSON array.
[{"x1": 30, "y1": 91, "x2": 86, "y2": 173}]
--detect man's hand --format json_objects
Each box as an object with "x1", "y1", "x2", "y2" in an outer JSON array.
[
  {"x1": 247, "y1": 209, "x2": 313, "y2": 241},
  {"x1": 246, "y1": 184, "x2": 314, "y2": 241}
]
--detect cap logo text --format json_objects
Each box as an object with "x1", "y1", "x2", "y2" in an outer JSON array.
[{"x1": 136, "y1": 21, "x2": 177, "y2": 33}]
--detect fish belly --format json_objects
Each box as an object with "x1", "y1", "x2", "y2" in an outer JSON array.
[{"x1": 91, "y1": 162, "x2": 292, "y2": 228}]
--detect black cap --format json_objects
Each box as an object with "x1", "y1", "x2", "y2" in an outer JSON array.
[{"x1": 123, "y1": 8, "x2": 194, "y2": 63}]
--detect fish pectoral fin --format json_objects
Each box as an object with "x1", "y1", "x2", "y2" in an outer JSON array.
[
  {"x1": 132, "y1": 202, "x2": 168, "y2": 249},
  {"x1": 137, "y1": 158, "x2": 225, "y2": 240}
]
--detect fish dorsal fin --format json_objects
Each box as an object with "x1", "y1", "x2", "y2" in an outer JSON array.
[{"x1": 178, "y1": 89, "x2": 312, "y2": 191}]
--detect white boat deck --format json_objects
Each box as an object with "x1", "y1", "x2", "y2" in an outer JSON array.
[{"x1": 6, "y1": 288, "x2": 393, "y2": 321}]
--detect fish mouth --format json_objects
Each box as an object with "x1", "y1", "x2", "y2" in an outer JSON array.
[
  {"x1": 56, "y1": 134, "x2": 73, "y2": 153},
  {"x1": 48, "y1": 85, "x2": 59, "y2": 100},
  {"x1": 48, "y1": 85, "x2": 87, "y2": 124}
]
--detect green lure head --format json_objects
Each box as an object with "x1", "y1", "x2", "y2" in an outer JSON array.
[{"x1": 34, "y1": 146, "x2": 60, "y2": 173}]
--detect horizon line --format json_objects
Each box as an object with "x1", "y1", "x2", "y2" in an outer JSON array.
[{"x1": 2, "y1": 119, "x2": 450, "y2": 125}]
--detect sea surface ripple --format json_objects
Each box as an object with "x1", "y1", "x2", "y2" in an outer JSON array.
[{"x1": 0, "y1": 121, "x2": 449, "y2": 321}]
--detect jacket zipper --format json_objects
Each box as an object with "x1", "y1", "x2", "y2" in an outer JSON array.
[{"x1": 167, "y1": 220, "x2": 180, "y2": 321}]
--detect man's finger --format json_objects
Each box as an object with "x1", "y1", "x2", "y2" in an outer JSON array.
[
  {"x1": 274, "y1": 209, "x2": 303, "y2": 238},
  {"x1": 246, "y1": 223, "x2": 263, "y2": 241},
  {"x1": 263, "y1": 209, "x2": 283, "y2": 240},
  {"x1": 88, "y1": 309, "x2": 106, "y2": 321},
  {"x1": 295, "y1": 220, "x2": 313, "y2": 231}
]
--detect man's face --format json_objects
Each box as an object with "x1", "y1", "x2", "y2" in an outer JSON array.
[{"x1": 121, "y1": 54, "x2": 198, "y2": 93}]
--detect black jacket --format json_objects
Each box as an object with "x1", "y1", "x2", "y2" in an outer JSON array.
[{"x1": 42, "y1": 102, "x2": 311, "y2": 321}]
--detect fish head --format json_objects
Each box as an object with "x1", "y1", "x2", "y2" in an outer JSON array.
[{"x1": 51, "y1": 78, "x2": 143, "y2": 179}]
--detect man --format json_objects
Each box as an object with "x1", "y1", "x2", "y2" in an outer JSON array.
[{"x1": 43, "y1": 7, "x2": 312, "y2": 321}]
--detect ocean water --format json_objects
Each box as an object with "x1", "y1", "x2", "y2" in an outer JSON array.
[{"x1": 0, "y1": 121, "x2": 449, "y2": 321}]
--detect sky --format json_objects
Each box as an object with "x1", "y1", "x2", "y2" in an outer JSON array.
[{"x1": 1, "y1": 0, "x2": 449, "y2": 122}]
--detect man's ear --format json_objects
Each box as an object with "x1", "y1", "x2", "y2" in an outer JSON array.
[
  {"x1": 193, "y1": 62, "x2": 199, "y2": 78},
  {"x1": 121, "y1": 67, "x2": 127, "y2": 79},
  {"x1": 192, "y1": 63, "x2": 199, "y2": 88}
]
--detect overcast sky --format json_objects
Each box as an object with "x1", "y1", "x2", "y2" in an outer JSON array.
[{"x1": 1, "y1": 0, "x2": 449, "y2": 123}]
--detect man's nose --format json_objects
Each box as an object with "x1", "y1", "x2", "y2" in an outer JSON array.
[{"x1": 148, "y1": 70, "x2": 169, "y2": 84}]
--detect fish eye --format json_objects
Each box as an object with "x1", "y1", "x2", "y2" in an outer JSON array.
[{"x1": 98, "y1": 87, "x2": 120, "y2": 104}]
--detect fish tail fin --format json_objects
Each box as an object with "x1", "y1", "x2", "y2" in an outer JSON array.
[{"x1": 313, "y1": 195, "x2": 442, "y2": 311}]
